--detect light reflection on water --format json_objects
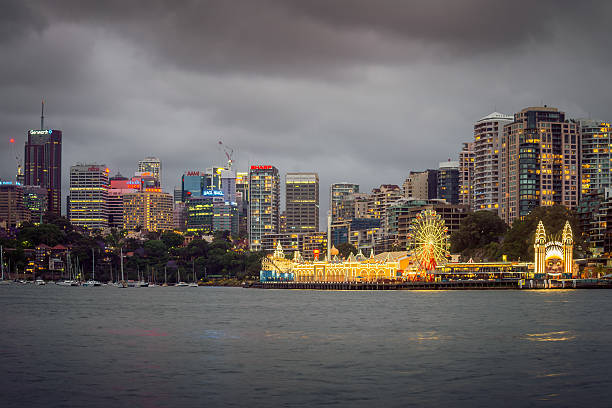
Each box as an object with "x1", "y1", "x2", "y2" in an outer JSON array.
[{"x1": 1, "y1": 285, "x2": 611, "y2": 407}]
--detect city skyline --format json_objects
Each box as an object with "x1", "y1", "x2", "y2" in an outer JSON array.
[{"x1": 2, "y1": 1, "x2": 612, "y2": 221}]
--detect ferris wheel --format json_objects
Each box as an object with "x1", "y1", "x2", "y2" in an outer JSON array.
[{"x1": 407, "y1": 209, "x2": 450, "y2": 271}]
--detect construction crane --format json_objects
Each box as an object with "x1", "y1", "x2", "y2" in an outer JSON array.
[{"x1": 218, "y1": 140, "x2": 234, "y2": 170}]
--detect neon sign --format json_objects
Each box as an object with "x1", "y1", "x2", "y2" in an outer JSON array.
[
  {"x1": 202, "y1": 190, "x2": 224, "y2": 196},
  {"x1": 29, "y1": 130, "x2": 53, "y2": 135},
  {"x1": 250, "y1": 165, "x2": 273, "y2": 170},
  {"x1": 186, "y1": 171, "x2": 201, "y2": 177}
]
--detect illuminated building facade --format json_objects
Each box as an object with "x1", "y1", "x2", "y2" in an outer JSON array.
[
  {"x1": 330, "y1": 183, "x2": 359, "y2": 223},
  {"x1": 137, "y1": 157, "x2": 161, "y2": 184},
  {"x1": 107, "y1": 173, "x2": 139, "y2": 229},
  {"x1": 68, "y1": 164, "x2": 109, "y2": 229},
  {"x1": 0, "y1": 182, "x2": 29, "y2": 228},
  {"x1": 533, "y1": 220, "x2": 576, "y2": 278},
  {"x1": 186, "y1": 195, "x2": 217, "y2": 234},
  {"x1": 437, "y1": 161, "x2": 460, "y2": 205},
  {"x1": 580, "y1": 119, "x2": 612, "y2": 195},
  {"x1": 459, "y1": 142, "x2": 474, "y2": 209},
  {"x1": 213, "y1": 200, "x2": 239, "y2": 235},
  {"x1": 261, "y1": 231, "x2": 326, "y2": 261},
  {"x1": 123, "y1": 190, "x2": 174, "y2": 232},
  {"x1": 248, "y1": 165, "x2": 280, "y2": 251},
  {"x1": 473, "y1": 112, "x2": 512, "y2": 212},
  {"x1": 24, "y1": 129, "x2": 62, "y2": 216},
  {"x1": 286, "y1": 173, "x2": 319, "y2": 233},
  {"x1": 22, "y1": 185, "x2": 48, "y2": 224},
  {"x1": 236, "y1": 172, "x2": 249, "y2": 237},
  {"x1": 499, "y1": 106, "x2": 580, "y2": 224},
  {"x1": 371, "y1": 184, "x2": 402, "y2": 234}
]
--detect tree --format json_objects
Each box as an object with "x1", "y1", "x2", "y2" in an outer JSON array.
[
  {"x1": 450, "y1": 211, "x2": 507, "y2": 257},
  {"x1": 497, "y1": 205, "x2": 583, "y2": 261},
  {"x1": 336, "y1": 242, "x2": 357, "y2": 259},
  {"x1": 160, "y1": 231, "x2": 184, "y2": 248}
]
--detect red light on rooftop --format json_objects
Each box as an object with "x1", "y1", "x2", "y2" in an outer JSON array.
[{"x1": 9, "y1": 138, "x2": 15, "y2": 143}]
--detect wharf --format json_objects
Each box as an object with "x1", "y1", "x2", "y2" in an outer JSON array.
[{"x1": 247, "y1": 279, "x2": 612, "y2": 290}]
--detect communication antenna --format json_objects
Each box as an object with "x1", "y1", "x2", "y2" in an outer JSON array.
[{"x1": 40, "y1": 98, "x2": 45, "y2": 130}]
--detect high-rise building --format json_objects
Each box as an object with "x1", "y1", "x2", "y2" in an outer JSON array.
[
  {"x1": 181, "y1": 170, "x2": 205, "y2": 201},
  {"x1": 0, "y1": 182, "x2": 29, "y2": 228},
  {"x1": 437, "y1": 161, "x2": 460, "y2": 205},
  {"x1": 458, "y1": 142, "x2": 474, "y2": 209},
  {"x1": 205, "y1": 167, "x2": 223, "y2": 191},
  {"x1": 220, "y1": 169, "x2": 237, "y2": 203},
  {"x1": 371, "y1": 184, "x2": 402, "y2": 233},
  {"x1": 68, "y1": 164, "x2": 110, "y2": 229},
  {"x1": 330, "y1": 183, "x2": 359, "y2": 223},
  {"x1": 138, "y1": 157, "x2": 162, "y2": 184},
  {"x1": 403, "y1": 170, "x2": 437, "y2": 200},
  {"x1": 499, "y1": 106, "x2": 580, "y2": 224},
  {"x1": 186, "y1": 195, "x2": 217, "y2": 234},
  {"x1": 248, "y1": 165, "x2": 280, "y2": 251},
  {"x1": 24, "y1": 129, "x2": 62, "y2": 215},
  {"x1": 236, "y1": 171, "x2": 249, "y2": 237},
  {"x1": 580, "y1": 119, "x2": 612, "y2": 196},
  {"x1": 473, "y1": 112, "x2": 513, "y2": 212},
  {"x1": 285, "y1": 173, "x2": 319, "y2": 233},
  {"x1": 213, "y1": 200, "x2": 239, "y2": 235},
  {"x1": 22, "y1": 185, "x2": 48, "y2": 224},
  {"x1": 107, "y1": 173, "x2": 138, "y2": 229},
  {"x1": 123, "y1": 190, "x2": 174, "y2": 232}
]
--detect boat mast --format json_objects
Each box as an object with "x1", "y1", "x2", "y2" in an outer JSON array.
[
  {"x1": 92, "y1": 248, "x2": 95, "y2": 281},
  {"x1": 1, "y1": 245, "x2": 4, "y2": 280},
  {"x1": 120, "y1": 248, "x2": 124, "y2": 282}
]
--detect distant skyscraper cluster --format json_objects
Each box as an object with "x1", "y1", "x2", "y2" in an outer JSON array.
[{"x1": 3, "y1": 103, "x2": 612, "y2": 257}]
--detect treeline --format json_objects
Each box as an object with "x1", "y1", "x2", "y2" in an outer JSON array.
[
  {"x1": 0, "y1": 215, "x2": 265, "y2": 282},
  {"x1": 450, "y1": 205, "x2": 583, "y2": 262}
]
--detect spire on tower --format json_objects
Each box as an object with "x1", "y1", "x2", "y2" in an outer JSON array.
[{"x1": 40, "y1": 98, "x2": 45, "y2": 130}]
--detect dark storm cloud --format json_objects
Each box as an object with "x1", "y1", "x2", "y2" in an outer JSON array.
[{"x1": 1, "y1": 0, "x2": 612, "y2": 224}]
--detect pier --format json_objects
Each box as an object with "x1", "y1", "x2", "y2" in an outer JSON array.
[{"x1": 247, "y1": 279, "x2": 612, "y2": 290}]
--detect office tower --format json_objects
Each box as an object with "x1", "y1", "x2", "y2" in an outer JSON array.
[
  {"x1": 403, "y1": 170, "x2": 437, "y2": 200},
  {"x1": 236, "y1": 171, "x2": 249, "y2": 236},
  {"x1": 437, "y1": 161, "x2": 460, "y2": 205},
  {"x1": 0, "y1": 182, "x2": 29, "y2": 228},
  {"x1": 286, "y1": 173, "x2": 319, "y2": 233},
  {"x1": 499, "y1": 106, "x2": 580, "y2": 224},
  {"x1": 458, "y1": 142, "x2": 474, "y2": 209},
  {"x1": 181, "y1": 170, "x2": 205, "y2": 201},
  {"x1": 123, "y1": 190, "x2": 174, "y2": 232},
  {"x1": 220, "y1": 169, "x2": 237, "y2": 203},
  {"x1": 186, "y1": 195, "x2": 217, "y2": 234},
  {"x1": 138, "y1": 157, "x2": 161, "y2": 184},
  {"x1": 330, "y1": 183, "x2": 359, "y2": 223},
  {"x1": 25, "y1": 127, "x2": 62, "y2": 216},
  {"x1": 248, "y1": 165, "x2": 280, "y2": 251},
  {"x1": 213, "y1": 200, "x2": 239, "y2": 235},
  {"x1": 473, "y1": 112, "x2": 513, "y2": 212},
  {"x1": 68, "y1": 164, "x2": 110, "y2": 229},
  {"x1": 205, "y1": 167, "x2": 223, "y2": 191},
  {"x1": 22, "y1": 185, "x2": 48, "y2": 224},
  {"x1": 580, "y1": 119, "x2": 612, "y2": 195},
  {"x1": 107, "y1": 173, "x2": 139, "y2": 229}
]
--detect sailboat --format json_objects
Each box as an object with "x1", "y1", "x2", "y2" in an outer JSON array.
[
  {"x1": 113, "y1": 248, "x2": 127, "y2": 287},
  {"x1": 149, "y1": 267, "x2": 157, "y2": 287},
  {"x1": 176, "y1": 268, "x2": 188, "y2": 287},
  {"x1": 188, "y1": 260, "x2": 198, "y2": 287},
  {"x1": 83, "y1": 248, "x2": 101, "y2": 286},
  {"x1": 58, "y1": 252, "x2": 78, "y2": 286},
  {"x1": 162, "y1": 266, "x2": 168, "y2": 287},
  {"x1": 137, "y1": 265, "x2": 149, "y2": 287},
  {"x1": 0, "y1": 245, "x2": 10, "y2": 285}
]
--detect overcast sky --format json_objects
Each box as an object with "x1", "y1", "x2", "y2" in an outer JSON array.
[{"x1": 2, "y1": 0, "x2": 612, "y2": 226}]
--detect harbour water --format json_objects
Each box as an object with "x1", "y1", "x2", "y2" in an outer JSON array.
[{"x1": 1, "y1": 285, "x2": 611, "y2": 407}]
